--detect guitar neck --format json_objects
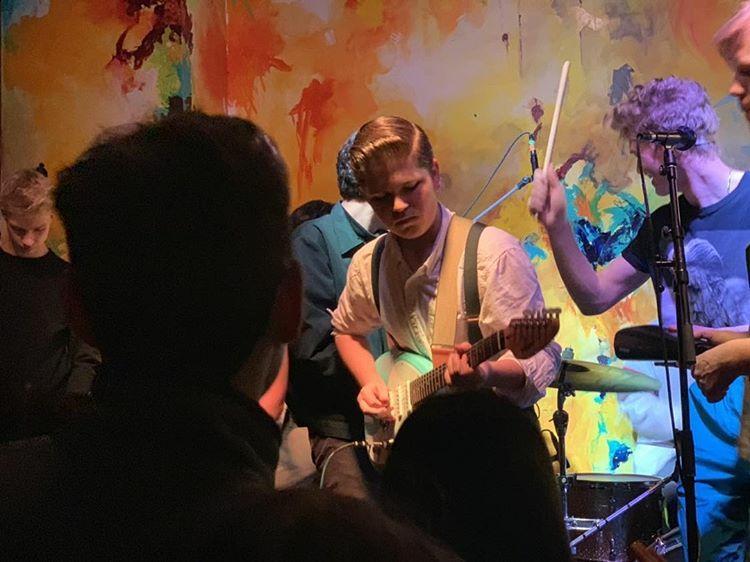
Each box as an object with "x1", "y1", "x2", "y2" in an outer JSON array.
[{"x1": 409, "y1": 329, "x2": 506, "y2": 408}]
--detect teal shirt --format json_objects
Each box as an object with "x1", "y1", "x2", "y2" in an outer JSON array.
[{"x1": 288, "y1": 203, "x2": 387, "y2": 440}]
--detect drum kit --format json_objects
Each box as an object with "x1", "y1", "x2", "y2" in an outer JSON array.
[{"x1": 550, "y1": 324, "x2": 710, "y2": 561}]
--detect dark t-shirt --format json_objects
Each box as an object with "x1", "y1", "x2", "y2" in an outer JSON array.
[
  {"x1": 0, "y1": 249, "x2": 98, "y2": 441},
  {"x1": 621, "y1": 172, "x2": 750, "y2": 328}
]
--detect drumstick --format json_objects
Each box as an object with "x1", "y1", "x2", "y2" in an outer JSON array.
[{"x1": 542, "y1": 60, "x2": 570, "y2": 171}]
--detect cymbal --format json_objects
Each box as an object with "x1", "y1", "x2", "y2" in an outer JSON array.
[{"x1": 550, "y1": 360, "x2": 660, "y2": 393}]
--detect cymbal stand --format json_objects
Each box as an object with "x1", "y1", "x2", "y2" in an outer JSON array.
[{"x1": 554, "y1": 362, "x2": 573, "y2": 520}]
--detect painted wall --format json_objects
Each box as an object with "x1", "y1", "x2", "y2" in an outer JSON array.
[{"x1": 2, "y1": 0, "x2": 748, "y2": 473}]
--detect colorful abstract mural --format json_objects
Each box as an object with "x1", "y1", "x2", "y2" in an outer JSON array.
[{"x1": 3, "y1": 0, "x2": 749, "y2": 473}]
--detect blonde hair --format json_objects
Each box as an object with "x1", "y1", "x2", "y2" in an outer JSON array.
[
  {"x1": 349, "y1": 116, "x2": 434, "y2": 191},
  {"x1": 715, "y1": 2, "x2": 750, "y2": 62},
  {"x1": 0, "y1": 168, "x2": 54, "y2": 216},
  {"x1": 608, "y1": 77, "x2": 719, "y2": 157}
]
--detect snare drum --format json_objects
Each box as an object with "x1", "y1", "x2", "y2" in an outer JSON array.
[{"x1": 567, "y1": 473, "x2": 664, "y2": 562}]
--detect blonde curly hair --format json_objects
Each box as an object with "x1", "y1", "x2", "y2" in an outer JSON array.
[{"x1": 609, "y1": 77, "x2": 719, "y2": 157}]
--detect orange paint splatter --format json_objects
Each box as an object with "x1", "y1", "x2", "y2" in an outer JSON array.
[
  {"x1": 666, "y1": 0, "x2": 735, "y2": 68},
  {"x1": 290, "y1": 78, "x2": 337, "y2": 199},
  {"x1": 226, "y1": 2, "x2": 291, "y2": 115},
  {"x1": 194, "y1": 6, "x2": 228, "y2": 111},
  {"x1": 427, "y1": 0, "x2": 485, "y2": 37}
]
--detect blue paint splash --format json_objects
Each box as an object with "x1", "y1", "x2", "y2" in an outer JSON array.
[
  {"x1": 607, "y1": 440, "x2": 633, "y2": 471},
  {"x1": 608, "y1": 63, "x2": 634, "y2": 105},
  {"x1": 522, "y1": 233, "x2": 548, "y2": 264},
  {"x1": 563, "y1": 161, "x2": 645, "y2": 269},
  {"x1": 597, "y1": 416, "x2": 607, "y2": 434}
]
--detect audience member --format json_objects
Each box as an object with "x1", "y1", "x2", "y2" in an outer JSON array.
[
  {"x1": 0, "y1": 165, "x2": 99, "y2": 442},
  {"x1": 382, "y1": 390, "x2": 571, "y2": 562}
]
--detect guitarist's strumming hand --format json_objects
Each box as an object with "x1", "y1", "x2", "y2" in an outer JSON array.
[{"x1": 358, "y1": 379, "x2": 393, "y2": 420}]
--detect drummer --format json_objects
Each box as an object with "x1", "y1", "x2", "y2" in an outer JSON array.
[{"x1": 529, "y1": 76, "x2": 750, "y2": 560}]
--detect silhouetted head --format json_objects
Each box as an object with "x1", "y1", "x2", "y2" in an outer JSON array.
[
  {"x1": 383, "y1": 390, "x2": 570, "y2": 562},
  {"x1": 56, "y1": 112, "x2": 294, "y2": 389}
]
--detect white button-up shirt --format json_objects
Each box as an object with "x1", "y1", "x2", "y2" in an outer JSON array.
[{"x1": 331, "y1": 205, "x2": 561, "y2": 408}]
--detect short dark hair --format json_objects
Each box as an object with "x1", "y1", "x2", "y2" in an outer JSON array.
[
  {"x1": 56, "y1": 112, "x2": 290, "y2": 386},
  {"x1": 289, "y1": 199, "x2": 333, "y2": 230},
  {"x1": 336, "y1": 131, "x2": 363, "y2": 200}
]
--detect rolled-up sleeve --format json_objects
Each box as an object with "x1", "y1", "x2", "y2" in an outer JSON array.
[
  {"x1": 477, "y1": 230, "x2": 561, "y2": 408},
  {"x1": 330, "y1": 240, "x2": 383, "y2": 339}
]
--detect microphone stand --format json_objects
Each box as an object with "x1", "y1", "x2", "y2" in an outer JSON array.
[
  {"x1": 472, "y1": 175, "x2": 532, "y2": 222},
  {"x1": 654, "y1": 144, "x2": 699, "y2": 562}
]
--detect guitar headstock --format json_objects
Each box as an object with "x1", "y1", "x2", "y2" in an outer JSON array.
[{"x1": 506, "y1": 308, "x2": 561, "y2": 359}]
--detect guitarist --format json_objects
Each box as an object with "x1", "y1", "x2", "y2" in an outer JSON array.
[{"x1": 331, "y1": 116, "x2": 561, "y2": 422}]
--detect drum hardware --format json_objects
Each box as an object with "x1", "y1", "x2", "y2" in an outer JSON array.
[
  {"x1": 551, "y1": 360, "x2": 669, "y2": 561},
  {"x1": 614, "y1": 325, "x2": 713, "y2": 361},
  {"x1": 554, "y1": 362, "x2": 572, "y2": 520},
  {"x1": 648, "y1": 527, "x2": 682, "y2": 561},
  {"x1": 568, "y1": 475, "x2": 671, "y2": 561}
]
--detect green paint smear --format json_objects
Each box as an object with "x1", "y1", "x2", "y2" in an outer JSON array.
[{"x1": 146, "y1": 30, "x2": 192, "y2": 111}]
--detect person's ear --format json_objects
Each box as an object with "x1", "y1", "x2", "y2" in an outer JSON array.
[
  {"x1": 431, "y1": 158, "x2": 442, "y2": 191},
  {"x1": 268, "y1": 259, "x2": 302, "y2": 344},
  {"x1": 65, "y1": 272, "x2": 99, "y2": 349}
]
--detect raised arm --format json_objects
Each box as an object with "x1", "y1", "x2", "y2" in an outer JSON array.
[{"x1": 528, "y1": 165, "x2": 649, "y2": 315}]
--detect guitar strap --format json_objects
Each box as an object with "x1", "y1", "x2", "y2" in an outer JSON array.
[
  {"x1": 463, "y1": 221, "x2": 486, "y2": 344},
  {"x1": 371, "y1": 234, "x2": 387, "y2": 315},
  {"x1": 432, "y1": 217, "x2": 487, "y2": 349}
]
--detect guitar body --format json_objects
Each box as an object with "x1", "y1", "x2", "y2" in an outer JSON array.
[
  {"x1": 361, "y1": 308, "x2": 561, "y2": 468},
  {"x1": 364, "y1": 350, "x2": 434, "y2": 468}
]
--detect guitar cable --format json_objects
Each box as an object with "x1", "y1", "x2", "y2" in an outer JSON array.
[{"x1": 318, "y1": 439, "x2": 394, "y2": 490}]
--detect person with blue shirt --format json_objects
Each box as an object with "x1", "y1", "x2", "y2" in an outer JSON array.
[
  {"x1": 529, "y1": 76, "x2": 750, "y2": 561},
  {"x1": 287, "y1": 132, "x2": 387, "y2": 501}
]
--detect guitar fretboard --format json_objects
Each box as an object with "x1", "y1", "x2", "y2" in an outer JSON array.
[{"x1": 408, "y1": 330, "x2": 506, "y2": 408}]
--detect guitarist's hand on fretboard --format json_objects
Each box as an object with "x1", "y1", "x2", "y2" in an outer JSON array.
[
  {"x1": 357, "y1": 379, "x2": 393, "y2": 420},
  {"x1": 445, "y1": 342, "x2": 485, "y2": 388}
]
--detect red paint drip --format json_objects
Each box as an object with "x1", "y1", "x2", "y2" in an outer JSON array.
[
  {"x1": 530, "y1": 97, "x2": 544, "y2": 124},
  {"x1": 556, "y1": 144, "x2": 595, "y2": 179},
  {"x1": 289, "y1": 78, "x2": 337, "y2": 198}
]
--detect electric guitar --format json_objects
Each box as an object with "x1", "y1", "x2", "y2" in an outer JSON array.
[{"x1": 364, "y1": 308, "x2": 561, "y2": 467}]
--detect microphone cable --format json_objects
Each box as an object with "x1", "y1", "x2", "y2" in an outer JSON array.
[{"x1": 462, "y1": 131, "x2": 532, "y2": 217}]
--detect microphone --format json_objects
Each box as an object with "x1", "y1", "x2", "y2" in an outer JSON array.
[
  {"x1": 637, "y1": 126, "x2": 697, "y2": 151},
  {"x1": 529, "y1": 133, "x2": 539, "y2": 175}
]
